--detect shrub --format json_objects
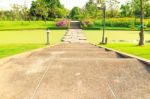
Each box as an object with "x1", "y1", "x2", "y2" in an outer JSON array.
[
  {"x1": 94, "y1": 20, "x2": 102, "y2": 26},
  {"x1": 56, "y1": 19, "x2": 69, "y2": 27},
  {"x1": 81, "y1": 19, "x2": 94, "y2": 27},
  {"x1": 147, "y1": 20, "x2": 150, "y2": 27},
  {"x1": 56, "y1": 20, "x2": 67, "y2": 27},
  {"x1": 81, "y1": 21, "x2": 87, "y2": 27},
  {"x1": 81, "y1": 18, "x2": 150, "y2": 30}
]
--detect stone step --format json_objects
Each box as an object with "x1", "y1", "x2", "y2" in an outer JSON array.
[
  {"x1": 63, "y1": 37, "x2": 86, "y2": 39},
  {"x1": 63, "y1": 28, "x2": 86, "y2": 43},
  {"x1": 62, "y1": 38, "x2": 87, "y2": 40},
  {"x1": 63, "y1": 40, "x2": 87, "y2": 43},
  {"x1": 45, "y1": 48, "x2": 106, "y2": 52},
  {"x1": 55, "y1": 52, "x2": 121, "y2": 58},
  {"x1": 53, "y1": 46, "x2": 99, "y2": 48},
  {"x1": 54, "y1": 43, "x2": 96, "y2": 48},
  {"x1": 70, "y1": 21, "x2": 81, "y2": 29},
  {"x1": 28, "y1": 51, "x2": 122, "y2": 58}
]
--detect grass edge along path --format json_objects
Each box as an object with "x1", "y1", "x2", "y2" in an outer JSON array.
[
  {"x1": 101, "y1": 43, "x2": 150, "y2": 60},
  {"x1": 0, "y1": 30, "x2": 66, "y2": 59},
  {"x1": 0, "y1": 44, "x2": 45, "y2": 58},
  {"x1": 83, "y1": 30, "x2": 150, "y2": 60}
]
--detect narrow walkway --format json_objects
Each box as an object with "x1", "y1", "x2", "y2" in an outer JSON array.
[
  {"x1": 63, "y1": 29, "x2": 87, "y2": 43},
  {"x1": 0, "y1": 29, "x2": 150, "y2": 99}
]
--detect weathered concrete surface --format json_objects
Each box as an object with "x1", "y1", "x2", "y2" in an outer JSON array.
[
  {"x1": 0, "y1": 43, "x2": 150, "y2": 99},
  {"x1": 62, "y1": 29, "x2": 88, "y2": 43},
  {"x1": 0, "y1": 29, "x2": 150, "y2": 99}
]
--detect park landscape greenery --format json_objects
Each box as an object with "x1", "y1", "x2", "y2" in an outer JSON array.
[{"x1": 0, "y1": 0, "x2": 150, "y2": 59}]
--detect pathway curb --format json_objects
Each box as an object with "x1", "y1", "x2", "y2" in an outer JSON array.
[
  {"x1": 93, "y1": 44, "x2": 150, "y2": 65},
  {"x1": 0, "y1": 43, "x2": 62, "y2": 64}
]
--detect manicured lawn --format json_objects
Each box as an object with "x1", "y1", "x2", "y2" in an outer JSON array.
[
  {"x1": 103, "y1": 43, "x2": 150, "y2": 60},
  {"x1": 0, "y1": 44, "x2": 44, "y2": 58},
  {"x1": 0, "y1": 30, "x2": 66, "y2": 58},
  {"x1": 84, "y1": 30, "x2": 150, "y2": 60},
  {"x1": 84, "y1": 30, "x2": 150, "y2": 44},
  {"x1": 0, "y1": 21, "x2": 68, "y2": 30},
  {"x1": 0, "y1": 30, "x2": 65, "y2": 44}
]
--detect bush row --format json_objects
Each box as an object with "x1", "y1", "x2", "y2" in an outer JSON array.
[
  {"x1": 81, "y1": 18, "x2": 150, "y2": 30},
  {"x1": 0, "y1": 20, "x2": 70, "y2": 30}
]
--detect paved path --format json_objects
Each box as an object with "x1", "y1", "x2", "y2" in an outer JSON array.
[
  {"x1": 0, "y1": 29, "x2": 150, "y2": 99},
  {"x1": 63, "y1": 29, "x2": 87, "y2": 43}
]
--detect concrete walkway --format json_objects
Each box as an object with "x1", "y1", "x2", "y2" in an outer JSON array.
[
  {"x1": 63, "y1": 29, "x2": 87, "y2": 43},
  {"x1": 0, "y1": 29, "x2": 150, "y2": 99}
]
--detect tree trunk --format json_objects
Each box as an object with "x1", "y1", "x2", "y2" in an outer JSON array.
[
  {"x1": 139, "y1": 0, "x2": 144, "y2": 46},
  {"x1": 44, "y1": 18, "x2": 47, "y2": 24}
]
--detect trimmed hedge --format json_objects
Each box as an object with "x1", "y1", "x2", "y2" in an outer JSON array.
[
  {"x1": 81, "y1": 18, "x2": 150, "y2": 30},
  {"x1": 0, "y1": 20, "x2": 69, "y2": 31}
]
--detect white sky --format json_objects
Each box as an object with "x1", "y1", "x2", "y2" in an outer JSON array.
[{"x1": 0, "y1": 0, "x2": 127, "y2": 10}]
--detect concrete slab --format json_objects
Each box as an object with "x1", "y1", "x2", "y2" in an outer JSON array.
[
  {"x1": 0, "y1": 28, "x2": 149, "y2": 99},
  {"x1": 32, "y1": 59, "x2": 150, "y2": 99},
  {"x1": 0, "y1": 54, "x2": 56, "y2": 99}
]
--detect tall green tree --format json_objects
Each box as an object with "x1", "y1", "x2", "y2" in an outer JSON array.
[
  {"x1": 107, "y1": 0, "x2": 120, "y2": 18},
  {"x1": 21, "y1": 5, "x2": 29, "y2": 21},
  {"x1": 120, "y1": 0, "x2": 150, "y2": 17},
  {"x1": 144, "y1": 2, "x2": 150, "y2": 17},
  {"x1": 30, "y1": 0, "x2": 67, "y2": 20},
  {"x1": 69, "y1": 7, "x2": 82, "y2": 20},
  {"x1": 44, "y1": 0, "x2": 62, "y2": 8},
  {"x1": 44, "y1": 0, "x2": 68, "y2": 18},
  {"x1": 120, "y1": 3, "x2": 133, "y2": 17},
  {"x1": 11, "y1": 4, "x2": 22, "y2": 20},
  {"x1": 30, "y1": 1, "x2": 38, "y2": 20},
  {"x1": 84, "y1": 0, "x2": 98, "y2": 19}
]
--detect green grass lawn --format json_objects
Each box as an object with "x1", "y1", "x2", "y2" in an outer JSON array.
[
  {"x1": 0, "y1": 30, "x2": 66, "y2": 58},
  {"x1": 84, "y1": 30, "x2": 150, "y2": 60},
  {"x1": 0, "y1": 44, "x2": 44, "y2": 58},
  {"x1": 0, "y1": 21, "x2": 68, "y2": 30},
  {"x1": 104, "y1": 43, "x2": 150, "y2": 60},
  {"x1": 84, "y1": 30, "x2": 150, "y2": 44}
]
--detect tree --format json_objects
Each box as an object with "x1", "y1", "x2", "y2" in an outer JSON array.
[
  {"x1": 21, "y1": 5, "x2": 28, "y2": 21},
  {"x1": 120, "y1": 3, "x2": 133, "y2": 17},
  {"x1": 145, "y1": 2, "x2": 150, "y2": 17},
  {"x1": 120, "y1": 0, "x2": 150, "y2": 18},
  {"x1": 69, "y1": 7, "x2": 82, "y2": 20},
  {"x1": 43, "y1": 0, "x2": 68, "y2": 18},
  {"x1": 107, "y1": 0, "x2": 120, "y2": 18},
  {"x1": 30, "y1": 1, "x2": 37, "y2": 20},
  {"x1": 54, "y1": 7, "x2": 68, "y2": 18},
  {"x1": 11, "y1": 4, "x2": 22, "y2": 20},
  {"x1": 30, "y1": 0, "x2": 67, "y2": 20},
  {"x1": 44, "y1": 0, "x2": 62, "y2": 8},
  {"x1": 30, "y1": 0, "x2": 48, "y2": 21},
  {"x1": 139, "y1": 0, "x2": 144, "y2": 46},
  {"x1": 83, "y1": 0, "x2": 98, "y2": 19}
]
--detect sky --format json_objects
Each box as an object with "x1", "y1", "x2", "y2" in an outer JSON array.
[{"x1": 0, "y1": 0, "x2": 127, "y2": 10}]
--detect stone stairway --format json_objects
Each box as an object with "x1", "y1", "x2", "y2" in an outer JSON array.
[
  {"x1": 0, "y1": 29, "x2": 150, "y2": 99},
  {"x1": 70, "y1": 21, "x2": 81, "y2": 29},
  {"x1": 62, "y1": 29, "x2": 87, "y2": 43}
]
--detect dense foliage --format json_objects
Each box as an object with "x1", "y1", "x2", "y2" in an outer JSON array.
[
  {"x1": 81, "y1": 18, "x2": 150, "y2": 30},
  {"x1": 30, "y1": 0, "x2": 68, "y2": 21},
  {"x1": 0, "y1": 0, "x2": 68, "y2": 21},
  {"x1": 120, "y1": 0, "x2": 150, "y2": 18},
  {"x1": 69, "y1": 7, "x2": 82, "y2": 20},
  {"x1": 0, "y1": 0, "x2": 150, "y2": 21}
]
